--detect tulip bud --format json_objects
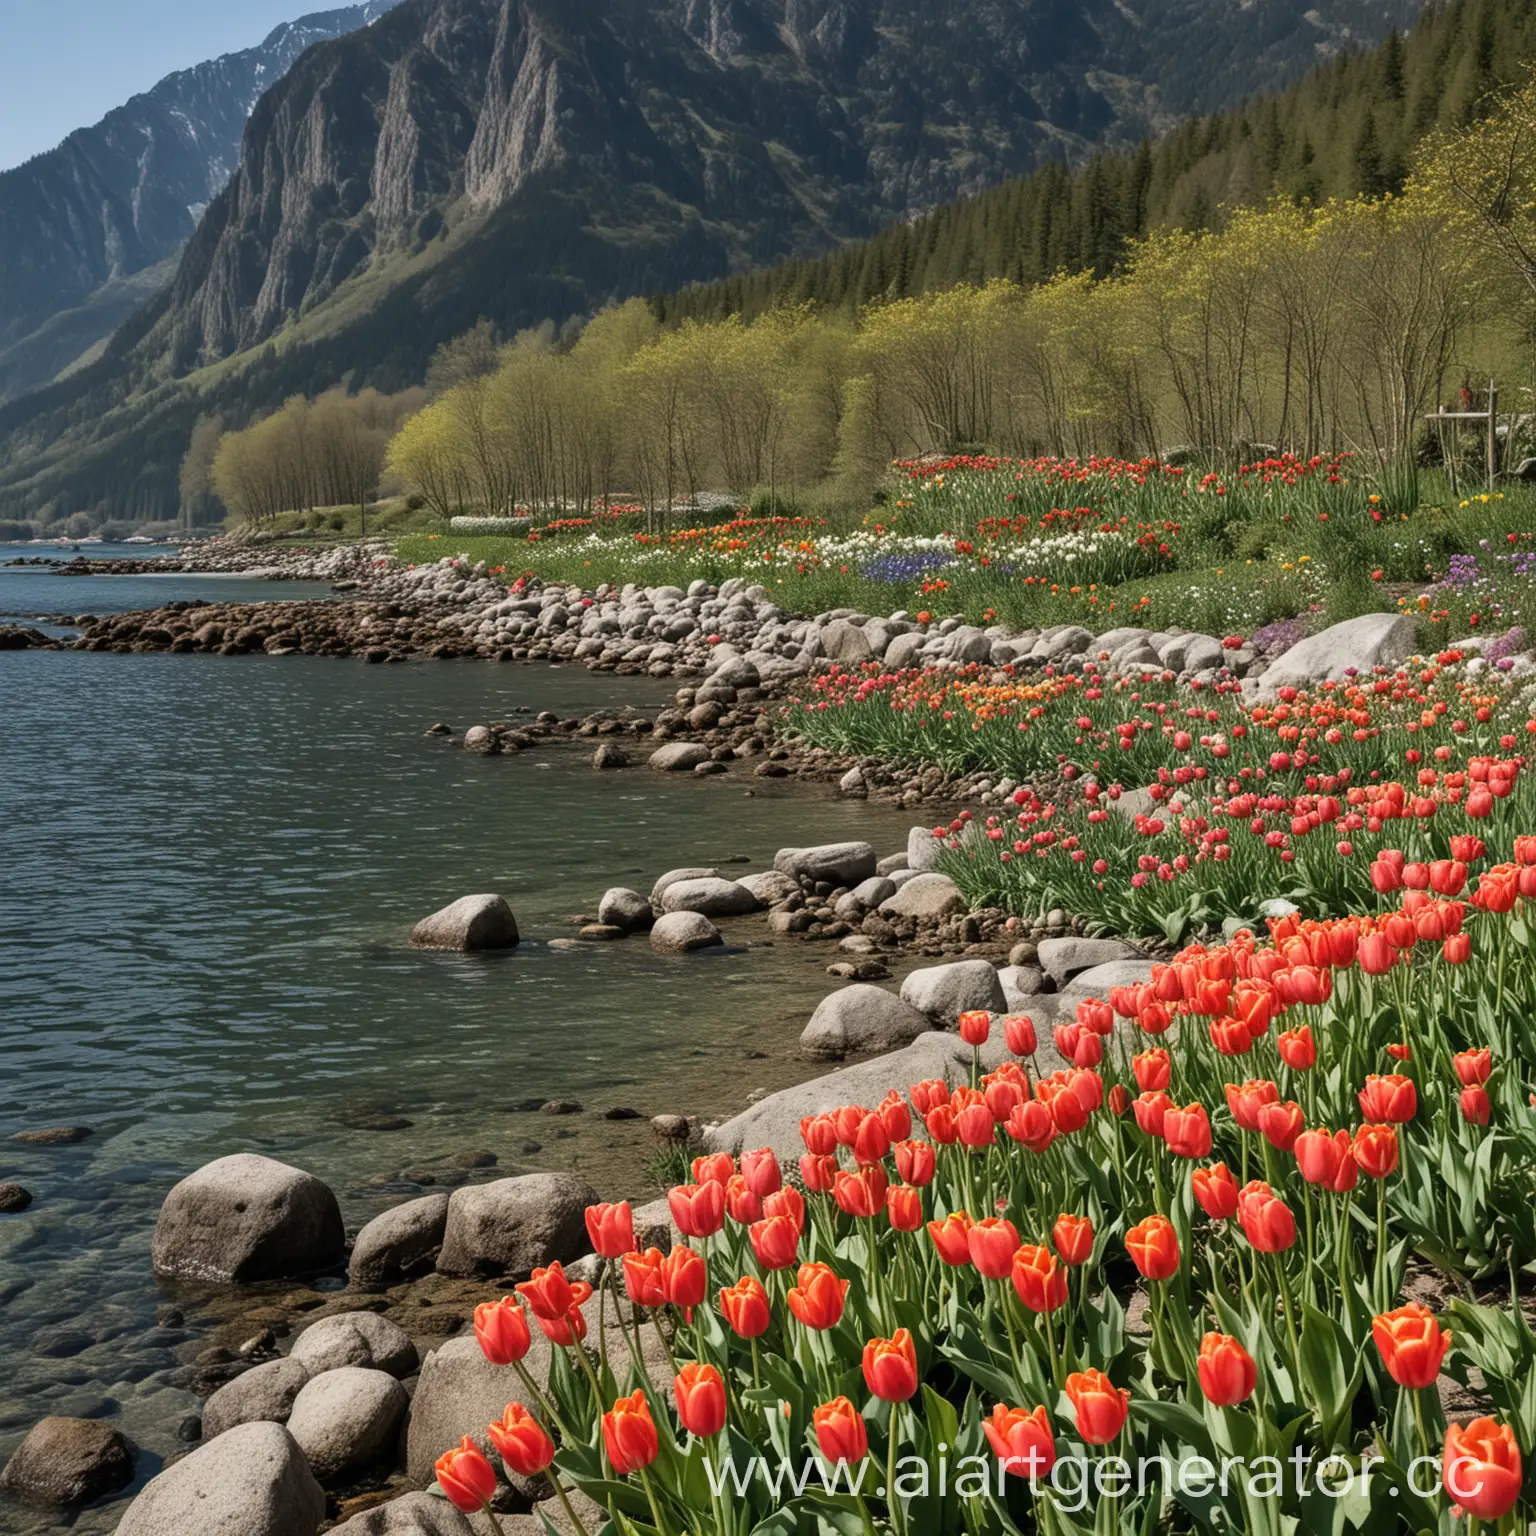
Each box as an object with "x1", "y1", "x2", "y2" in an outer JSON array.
[
  {"x1": 474, "y1": 1296, "x2": 531, "y2": 1365},
  {"x1": 983, "y1": 1404, "x2": 1056, "y2": 1480},
  {"x1": 1442, "y1": 1418, "x2": 1522, "y2": 1519},
  {"x1": 813, "y1": 1397, "x2": 868, "y2": 1465},
  {"x1": 927, "y1": 1211, "x2": 974, "y2": 1267},
  {"x1": 1125, "y1": 1214, "x2": 1179, "y2": 1281},
  {"x1": 862, "y1": 1329, "x2": 919, "y2": 1402},
  {"x1": 435, "y1": 1436, "x2": 498, "y2": 1513},
  {"x1": 1372, "y1": 1304, "x2": 1450, "y2": 1390},
  {"x1": 787, "y1": 1262, "x2": 849, "y2": 1330},
  {"x1": 1196, "y1": 1333, "x2": 1256, "y2": 1406},
  {"x1": 1065, "y1": 1368, "x2": 1130, "y2": 1445},
  {"x1": 488, "y1": 1403, "x2": 554, "y2": 1477},
  {"x1": 1052, "y1": 1213, "x2": 1093, "y2": 1266},
  {"x1": 602, "y1": 1390, "x2": 660, "y2": 1474},
  {"x1": 674, "y1": 1362, "x2": 727, "y2": 1439},
  {"x1": 584, "y1": 1202, "x2": 635, "y2": 1260},
  {"x1": 967, "y1": 1216, "x2": 1020, "y2": 1279},
  {"x1": 718, "y1": 1275, "x2": 771, "y2": 1338}
]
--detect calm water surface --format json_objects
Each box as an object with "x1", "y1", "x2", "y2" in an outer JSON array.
[{"x1": 0, "y1": 553, "x2": 916, "y2": 1529}]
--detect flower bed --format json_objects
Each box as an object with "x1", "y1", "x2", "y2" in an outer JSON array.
[{"x1": 430, "y1": 849, "x2": 1536, "y2": 1533}]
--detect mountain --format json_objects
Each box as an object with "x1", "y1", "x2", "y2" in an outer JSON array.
[
  {"x1": 667, "y1": 0, "x2": 1535, "y2": 322},
  {"x1": 0, "y1": 2, "x2": 400, "y2": 404},
  {"x1": 0, "y1": 0, "x2": 1426, "y2": 525}
]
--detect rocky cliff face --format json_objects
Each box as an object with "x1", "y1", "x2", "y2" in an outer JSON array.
[
  {"x1": 144, "y1": 0, "x2": 1422, "y2": 372},
  {"x1": 0, "y1": 2, "x2": 399, "y2": 401}
]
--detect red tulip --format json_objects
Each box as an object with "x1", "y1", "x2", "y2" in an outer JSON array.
[
  {"x1": 749, "y1": 1214, "x2": 800, "y2": 1271},
  {"x1": 474, "y1": 1296, "x2": 531, "y2": 1365},
  {"x1": 488, "y1": 1403, "x2": 554, "y2": 1477},
  {"x1": 1197, "y1": 1333, "x2": 1256, "y2": 1406},
  {"x1": 1277, "y1": 1025, "x2": 1316, "y2": 1071},
  {"x1": 718, "y1": 1275, "x2": 770, "y2": 1338},
  {"x1": 692, "y1": 1152, "x2": 734, "y2": 1186},
  {"x1": 1294, "y1": 1128, "x2": 1348, "y2": 1186},
  {"x1": 894, "y1": 1139, "x2": 935, "y2": 1187},
  {"x1": 603, "y1": 1391, "x2": 659, "y2": 1475},
  {"x1": 983, "y1": 1404, "x2": 1056, "y2": 1480},
  {"x1": 516, "y1": 1264, "x2": 591, "y2": 1322},
  {"x1": 1011, "y1": 1244, "x2": 1068, "y2": 1313},
  {"x1": 801, "y1": 1113, "x2": 839, "y2": 1154},
  {"x1": 1359, "y1": 1073, "x2": 1416, "y2": 1124},
  {"x1": 956, "y1": 1102, "x2": 997, "y2": 1149},
  {"x1": 726, "y1": 1175, "x2": 763, "y2": 1226},
  {"x1": 1132, "y1": 1089, "x2": 1171, "y2": 1138},
  {"x1": 1192, "y1": 1162, "x2": 1238, "y2": 1220},
  {"x1": 1007, "y1": 1099, "x2": 1057, "y2": 1153},
  {"x1": 661, "y1": 1245, "x2": 706, "y2": 1310},
  {"x1": 787, "y1": 1262, "x2": 848, "y2": 1330},
  {"x1": 763, "y1": 1185, "x2": 805, "y2": 1233},
  {"x1": 799, "y1": 1153, "x2": 838, "y2": 1192},
  {"x1": 959, "y1": 1009, "x2": 992, "y2": 1045},
  {"x1": 739, "y1": 1148, "x2": 781, "y2": 1198},
  {"x1": 623, "y1": 1248, "x2": 667, "y2": 1309},
  {"x1": 1443, "y1": 933, "x2": 1472, "y2": 965},
  {"x1": 1353, "y1": 1123, "x2": 1399, "y2": 1179},
  {"x1": 852, "y1": 1111, "x2": 891, "y2": 1166},
  {"x1": 1461, "y1": 1085, "x2": 1492, "y2": 1125},
  {"x1": 1125, "y1": 1214, "x2": 1179, "y2": 1280},
  {"x1": 435, "y1": 1436, "x2": 498, "y2": 1513},
  {"x1": 675, "y1": 1362, "x2": 727, "y2": 1439},
  {"x1": 813, "y1": 1397, "x2": 868, "y2": 1464},
  {"x1": 877, "y1": 1090, "x2": 912, "y2": 1143},
  {"x1": 1132, "y1": 1049, "x2": 1170, "y2": 1091},
  {"x1": 584, "y1": 1202, "x2": 634, "y2": 1260},
  {"x1": 668, "y1": 1181, "x2": 725, "y2": 1239},
  {"x1": 1004, "y1": 1014, "x2": 1037, "y2": 1056},
  {"x1": 1065, "y1": 1369, "x2": 1129, "y2": 1445},
  {"x1": 928, "y1": 1211, "x2": 974, "y2": 1267},
  {"x1": 1237, "y1": 1181, "x2": 1296, "y2": 1252},
  {"x1": 1443, "y1": 1418, "x2": 1522, "y2": 1518},
  {"x1": 863, "y1": 1329, "x2": 919, "y2": 1402},
  {"x1": 1257, "y1": 1100, "x2": 1304, "y2": 1153},
  {"x1": 1164, "y1": 1102, "x2": 1213, "y2": 1159},
  {"x1": 1226, "y1": 1079, "x2": 1278, "y2": 1132},
  {"x1": 1373, "y1": 1304, "x2": 1450, "y2": 1390},
  {"x1": 1358, "y1": 932, "x2": 1395, "y2": 975},
  {"x1": 1454, "y1": 1049, "x2": 1492, "y2": 1086},
  {"x1": 968, "y1": 1217, "x2": 1020, "y2": 1279},
  {"x1": 833, "y1": 1165, "x2": 887, "y2": 1218},
  {"x1": 887, "y1": 1185, "x2": 923, "y2": 1233},
  {"x1": 1052, "y1": 1213, "x2": 1093, "y2": 1266}
]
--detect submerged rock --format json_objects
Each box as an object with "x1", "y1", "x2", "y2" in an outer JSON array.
[
  {"x1": 649, "y1": 912, "x2": 724, "y2": 953},
  {"x1": 410, "y1": 894, "x2": 520, "y2": 952},
  {"x1": 0, "y1": 1416, "x2": 134, "y2": 1506}
]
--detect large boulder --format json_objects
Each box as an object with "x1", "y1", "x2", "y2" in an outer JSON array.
[
  {"x1": 597, "y1": 888, "x2": 652, "y2": 932},
  {"x1": 649, "y1": 743, "x2": 712, "y2": 772},
  {"x1": 349, "y1": 1193, "x2": 451, "y2": 1290},
  {"x1": 774, "y1": 842, "x2": 877, "y2": 886},
  {"x1": 151, "y1": 1154, "x2": 345, "y2": 1284},
  {"x1": 1036, "y1": 937, "x2": 1141, "y2": 987},
  {"x1": 799, "y1": 985, "x2": 932, "y2": 1060},
  {"x1": 879, "y1": 873, "x2": 966, "y2": 921},
  {"x1": 285, "y1": 1367, "x2": 409, "y2": 1483},
  {"x1": 657, "y1": 878, "x2": 761, "y2": 918},
  {"x1": 820, "y1": 620, "x2": 876, "y2": 663},
  {"x1": 203, "y1": 1359, "x2": 310, "y2": 1440},
  {"x1": 288, "y1": 1312, "x2": 418, "y2": 1379},
  {"x1": 114, "y1": 1422, "x2": 324, "y2": 1536},
  {"x1": 650, "y1": 867, "x2": 717, "y2": 903},
  {"x1": 405, "y1": 1336, "x2": 532, "y2": 1490},
  {"x1": 436, "y1": 1171, "x2": 598, "y2": 1280},
  {"x1": 410, "y1": 895, "x2": 520, "y2": 952},
  {"x1": 649, "y1": 912, "x2": 724, "y2": 954},
  {"x1": 330, "y1": 1492, "x2": 475, "y2": 1536},
  {"x1": 899, "y1": 960, "x2": 1007, "y2": 1025},
  {"x1": 1249, "y1": 613, "x2": 1419, "y2": 700},
  {"x1": 1065, "y1": 959, "x2": 1157, "y2": 995},
  {"x1": 0, "y1": 1416, "x2": 133, "y2": 1506}
]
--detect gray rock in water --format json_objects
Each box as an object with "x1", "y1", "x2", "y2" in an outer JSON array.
[
  {"x1": 114, "y1": 1422, "x2": 324, "y2": 1536},
  {"x1": 879, "y1": 872, "x2": 966, "y2": 921},
  {"x1": 1037, "y1": 936, "x2": 1141, "y2": 986},
  {"x1": 285, "y1": 1367, "x2": 408, "y2": 1483},
  {"x1": 348, "y1": 1192, "x2": 451, "y2": 1290},
  {"x1": 900, "y1": 960, "x2": 1007, "y2": 1025},
  {"x1": 774, "y1": 841, "x2": 877, "y2": 886},
  {"x1": 436, "y1": 1171, "x2": 597, "y2": 1279},
  {"x1": 1249, "y1": 613, "x2": 1419, "y2": 701},
  {"x1": 657, "y1": 877, "x2": 760, "y2": 918},
  {"x1": 9, "y1": 1125, "x2": 92, "y2": 1145},
  {"x1": 649, "y1": 742, "x2": 712, "y2": 772},
  {"x1": 462, "y1": 726, "x2": 498, "y2": 755},
  {"x1": 329, "y1": 1492, "x2": 475, "y2": 1536},
  {"x1": 0, "y1": 1416, "x2": 134, "y2": 1506},
  {"x1": 202, "y1": 1359, "x2": 310, "y2": 1441},
  {"x1": 598, "y1": 888, "x2": 652, "y2": 931},
  {"x1": 410, "y1": 894, "x2": 520, "y2": 952},
  {"x1": 288, "y1": 1312, "x2": 417, "y2": 1379},
  {"x1": 152, "y1": 1154, "x2": 345, "y2": 1284},
  {"x1": 592, "y1": 743, "x2": 630, "y2": 770},
  {"x1": 849, "y1": 876, "x2": 896, "y2": 909},
  {"x1": 649, "y1": 912, "x2": 724, "y2": 954},
  {"x1": 838, "y1": 766, "x2": 866, "y2": 796},
  {"x1": 737, "y1": 870, "x2": 799, "y2": 906},
  {"x1": 0, "y1": 1182, "x2": 32, "y2": 1212},
  {"x1": 799, "y1": 984, "x2": 932, "y2": 1060},
  {"x1": 650, "y1": 866, "x2": 718, "y2": 903}
]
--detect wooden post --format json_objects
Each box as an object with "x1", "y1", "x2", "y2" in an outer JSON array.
[{"x1": 1488, "y1": 377, "x2": 1499, "y2": 490}]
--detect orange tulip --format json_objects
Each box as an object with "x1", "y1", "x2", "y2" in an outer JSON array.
[
  {"x1": 1358, "y1": 1073, "x2": 1416, "y2": 1124},
  {"x1": 959, "y1": 1009, "x2": 992, "y2": 1045},
  {"x1": 1052, "y1": 1213, "x2": 1094, "y2": 1266},
  {"x1": 487, "y1": 1403, "x2": 554, "y2": 1477},
  {"x1": 1163, "y1": 1102, "x2": 1212, "y2": 1158},
  {"x1": 667, "y1": 1181, "x2": 725, "y2": 1239},
  {"x1": 1192, "y1": 1162, "x2": 1238, "y2": 1220},
  {"x1": 982, "y1": 1403, "x2": 1056, "y2": 1479},
  {"x1": 692, "y1": 1152, "x2": 734, "y2": 1186},
  {"x1": 1237, "y1": 1181, "x2": 1296, "y2": 1252},
  {"x1": 813, "y1": 1397, "x2": 868, "y2": 1464},
  {"x1": 1277, "y1": 1025, "x2": 1316, "y2": 1071},
  {"x1": 1125, "y1": 1215, "x2": 1179, "y2": 1281},
  {"x1": 1352, "y1": 1123, "x2": 1399, "y2": 1180},
  {"x1": 1132, "y1": 1049, "x2": 1170, "y2": 1091},
  {"x1": 1065, "y1": 1369, "x2": 1129, "y2": 1445},
  {"x1": 1257, "y1": 1100, "x2": 1304, "y2": 1153},
  {"x1": 602, "y1": 1390, "x2": 659, "y2": 1475},
  {"x1": 739, "y1": 1147, "x2": 781, "y2": 1198},
  {"x1": 515, "y1": 1262, "x2": 587, "y2": 1322},
  {"x1": 763, "y1": 1185, "x2": 805, "y2": 1233},
  {"x1": 832, "y1": 1166, "x2": 887, "y2": 1219},
  {"x1": 1004, "y1": 1013, "x2": 1037, "y2": 1056},
  {"x1": 661, "y1": 1245, "x2": 706, "y2": 1310},
  {"x1": 1293, "y1": 1128, "x2": 1348, "y2": 1187},
  {"x1": 584, "y1": 1201, "x2": 634, "y2": 1260},
  {"x1": 967, "y1": 1216, "x2": 1020, "y2": 1279},
  {"x1": 1011, "y1": 1244, "x2": 1068, "y2": 1313},
  {"x1": 1373, "y1": 1304, "x2": 1450, "y2": 1390},
  {"x1": 928, "y1": 1211, "x2": 974, "y2": 1267},
  {"x1": 787, "y1": 1262, "x2": 848, "y2": 1330},
  {"x1": 886, "y1": 1185, "x2": 924, "y2": 1233},
  {"x1": 1454, "y1": 1049, "x2": 1492, "y2": 1086},
  {"x1": 862, "y1": 1329, "x2": 919, "y2": 1402},
  {"x1": 718, "y1": 1275, "x2": 770, "y2": 1338},
  {"x1": 435, "y1": 1436, "x2": 497, "y2": 1513},
  {"x1": 473, "y1": 1296, "x2": 531, "y2": 1366},
  {"x1": 894, "y1": 1139, "x2": 935, "y2": 1187},
  {"x1": 1196, "y1": 1333, "x2": 1256, "y2": 1406},
  {"x1": 1443, "y1": 1418, "x2": 1522, "y2": 1518},
  {"x1": 749, "y1": 1214, "x2": 800, "y2": 1271},
  {"x1": 674, "y1": 1362, "x2": 727, "y2": 1438}
]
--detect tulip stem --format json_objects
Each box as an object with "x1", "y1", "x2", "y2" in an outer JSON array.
[
  {"x1": 1375, "y1": 1180, "x2": 1388, "y2": 1313},
  {"x1": 551, "y1": 1472, "x2": 596, "y2": 1536},
  {"x1": 513, "y1": 1358, "x2": 572, "y2": 1444},
  {"x1": 478, "y1": 1504, "x2": 507, "y2": 1536},
  {"x1": 638, "y1": 1465, "x2": 673, "y2": 1536},
  {"x1": 886, "y1": 1401, "x2": 905, "y2": 1536}
]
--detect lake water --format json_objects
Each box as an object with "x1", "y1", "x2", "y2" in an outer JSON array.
[{"x1": 0, "y1": 550, "x2": 917, "y2": 1530}]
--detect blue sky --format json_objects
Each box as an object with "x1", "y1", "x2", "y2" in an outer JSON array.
[{"x1": 0, "y1": 1, "x2": 309, "y2": 171}]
